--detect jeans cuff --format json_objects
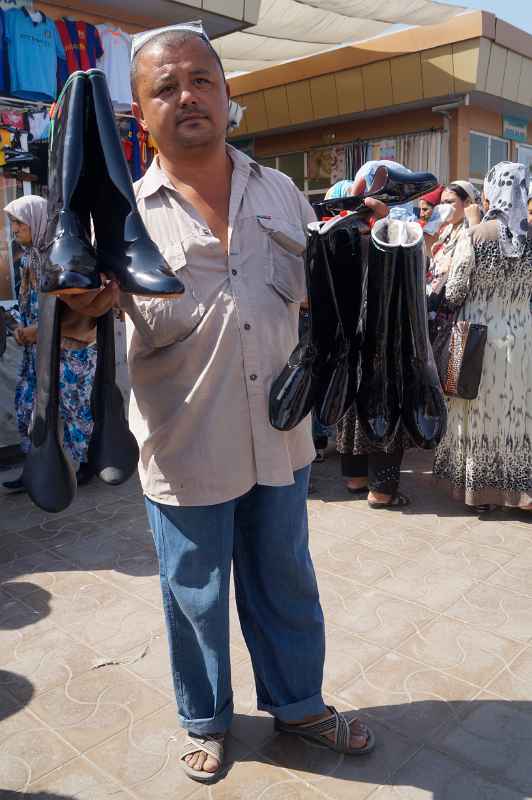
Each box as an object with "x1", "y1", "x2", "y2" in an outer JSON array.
[
  {"x1": 258, "y1": 692, "x2": 326, "y2": 722},
  {"x1": 179, "y1": 698, "x2": 234, "y2": 735}
]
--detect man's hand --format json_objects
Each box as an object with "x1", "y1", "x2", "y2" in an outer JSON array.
[
  {"x1": 60, "y1": 280, "x2": 120, "y2": 318},
  {"x1": 364, "y1": 198, "x2": 389, "y2": 219}
]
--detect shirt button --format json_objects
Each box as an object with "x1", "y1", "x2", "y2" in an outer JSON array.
[
  {"x1": 249, "y1": 374, "x2": 257, "y2": 381},
  {"x1": 231, "y1": 269, "x2": 238, "y2": 276},
  {"x1": 244, "y1": 323, "x2": 251, "y2": 330}
]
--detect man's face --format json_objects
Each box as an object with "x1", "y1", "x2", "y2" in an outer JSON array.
[
  {"x1": 418, "y1": 200, "x2": 433, "y2": 222},
  {"x1": 528, "y1": 199, "x2": 532, "y2": 226},
  {"x1": 132, "y1": 37, "x2": 229, "y2": 153}
]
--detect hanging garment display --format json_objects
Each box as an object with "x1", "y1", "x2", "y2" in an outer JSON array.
[
  {"x1": 56, "y1": 17, "x2": 104, "y2": 87},
  {"x1": 96, "y1": 24, "x2": 132, "y2": 110},
  {"x1": 4, "y1": 8, "x2": 66, "y2": 102},
  {"x1": 41, "y1": 69, "x2": 184, "y2": 298},
  {"x1": 87, "y1": 309, "x2": 139, "y2": 484},
  {"x1": 0, "y1": 9, "x2": 7, "y2": 94},
  {"x1": 22, "y1": 294, "x2": 77, "y2": 512}
]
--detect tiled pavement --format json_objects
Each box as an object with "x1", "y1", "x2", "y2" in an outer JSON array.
[{"x1": 0, "y1": 448, "x2": 531, "y2": 800}]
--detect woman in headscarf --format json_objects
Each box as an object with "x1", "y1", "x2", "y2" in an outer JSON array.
[
  {"x1": 2, "y1": 195, "x2": 97, "y2": 492},
  {"x1": 433, "y1": 162, "x2": 532, "y2": 511},
  {"x1": 426, "y1": 180, "x2": 481, "y2": 341}
]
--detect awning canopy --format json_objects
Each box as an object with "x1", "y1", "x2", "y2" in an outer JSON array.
[{"x1": 212, "y1": 0, "x2": 466, "y2": 74}]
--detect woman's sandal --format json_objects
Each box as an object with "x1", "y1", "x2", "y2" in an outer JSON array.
[
  {"x1": 180, "y1": 734, "x2": 226, "y2": 783},
  {"x1": 274, "y1": 706, "x2": 376, "y2": 755},
  {"x1": 368, "y1": 491, "x2": 410, "y2": 510}
]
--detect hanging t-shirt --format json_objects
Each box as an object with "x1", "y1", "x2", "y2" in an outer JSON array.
[
  {"x1": 5, "y1": 8, "x2": 65, "y2": 102},
  {"x1": 0, "y1": 10, "x2": 7, "y2": 94},
  {"x1": 96, "y1": 25, "x2": 132, "y2": 110},
  {"x1": 56, "y1": 17, "x2": 104, "y2": 84},
  {"x1": 28, "y1": 109, "x2": 50, "y2": 141}
]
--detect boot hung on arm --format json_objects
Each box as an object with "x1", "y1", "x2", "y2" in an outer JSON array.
[
  {"x1": 395, "y1": 219, "x2": 447, "y2": 448},
  {"x1": 85, "y1": 69, "x2": 184, "y2": 297},
  {"x1": 41, "y1": 71, "x2": 100, "y2": 296},
  {"x1": 22, "y1": 295, "x2": 77, "y2": 512},
  {"x1": 356, "y1": 219, "x2": 402, "y2": 445},
  {"x1": 87, "y1": 310, "x2": 139, "y2": 484}
]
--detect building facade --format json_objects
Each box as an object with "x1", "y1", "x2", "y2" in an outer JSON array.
[{"x1": 228, "y1": 12, "x2": 532, "y2": 200}]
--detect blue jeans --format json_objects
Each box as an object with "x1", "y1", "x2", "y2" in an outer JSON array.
[{"x1": 145, "y1": 466, "x2": 326, "y2": 735}]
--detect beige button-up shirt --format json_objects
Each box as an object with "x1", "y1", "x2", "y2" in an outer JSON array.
[{"x1": 121, "y1": 145, "x2": 315, "y2": 507}]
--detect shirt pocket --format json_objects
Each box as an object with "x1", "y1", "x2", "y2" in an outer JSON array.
[
  {"x1": 132, "y1": 243, "x2": 206, "y2": 348},
  {"x1": 257, "y1": 216, "x2": 307, "y2": 304}
]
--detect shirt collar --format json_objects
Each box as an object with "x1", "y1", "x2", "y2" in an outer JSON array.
[{"x1": 136, "y1": 143, "x2": 262, "y2": 201}]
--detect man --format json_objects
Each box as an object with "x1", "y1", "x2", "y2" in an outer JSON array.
[{"x1": 65, "y1": 25, "x2": 374, "y2": 782}]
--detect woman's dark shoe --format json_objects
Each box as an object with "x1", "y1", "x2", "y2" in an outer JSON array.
[
  {"x1": 86, "y1": 69, "x2": 184, "y2": 298},
  {"x1": 356, "y1": 219, "x2": 402, "y2": 445},
  {"x1": 87, "y1": 310, "x2": 139, "y2": 484},
  {"x1": 2, "y1": 475, "x2": 26, "y2": 493},
  {"x1": 41, "y1": 71, "x2": 101, "y2": 296},
  {"x1": 22, "y1": 295, "x2": 77, "y2": 512},
  {"x1": 398, "y1": 220, "x2": 447, "y2": 449}
]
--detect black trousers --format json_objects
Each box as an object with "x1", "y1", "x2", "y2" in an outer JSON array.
[{"x1": 341, "y1": 450, "x2": 403, "y2": 495}]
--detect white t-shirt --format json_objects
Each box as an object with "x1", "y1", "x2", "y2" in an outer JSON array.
[
  {"x1": 28, "y1": 110, "x2": 50, "y2": 141},
  {"x1": 96, "y1": 25, "x2": 132, "y2": 110}
]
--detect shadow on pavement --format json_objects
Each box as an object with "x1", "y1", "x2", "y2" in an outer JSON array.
[{"x1": 252, "y1": 698, "x2": 532, "y2": 799}]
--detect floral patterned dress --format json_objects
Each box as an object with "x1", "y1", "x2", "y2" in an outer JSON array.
[{"x1": 12, "y1": 255, "x2": 97, "y2": 468}]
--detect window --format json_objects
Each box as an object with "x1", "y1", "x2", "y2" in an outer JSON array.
[
  {"x1": 517, "y1": 144, "x2": 532, "y2": 193},
  {"x1": 469, "y1": 131, "x2": 509, "y2": 187},
  {"x1": 256, "y1": 150, "x2": 340, "y2": 201}
]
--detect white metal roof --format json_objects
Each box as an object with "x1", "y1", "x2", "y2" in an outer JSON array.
[{"x1": 212, "y1": 0, "x2": 466, "y2": 74}]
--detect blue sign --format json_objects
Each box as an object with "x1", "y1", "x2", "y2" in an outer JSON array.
[{"x1": 503, "y1": 116, "x2": 528, "y2": 143}]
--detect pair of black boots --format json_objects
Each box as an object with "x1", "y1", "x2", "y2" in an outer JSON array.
[
  {"x1": 22, "y1": 69, "x2": 184, "y2": 512},
  {"x1": 270, "y1": 213, "x2": 447, "y2": 448},
  {"x1": 356, "y1": 218, "x2": 447, "y2": 449},
  {"x1": 41, "y1": 69, "x2": 184, "y2": 298}
]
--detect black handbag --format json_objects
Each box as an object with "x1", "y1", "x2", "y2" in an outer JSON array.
[{"x1": 432, "y1": 309, "x2": 487, "y2": 400}]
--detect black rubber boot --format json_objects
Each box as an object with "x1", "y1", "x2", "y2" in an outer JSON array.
[
  {"x1": 87, "y1": 310, "x2": 139, "y2": 484},
  {"x1": 269, "y1": 228, "x2": 325, "y2": 431},
  {"x1": 86, "y1": 69, "x2": 184, "y2": 297},
  {"x1": 357, "y1": 219, "x2": 403, "y2": 444},
  {"x1": 398, "y1": 221, "x2": 447, "y2": 449},
  {"x1": 314, "y1": 215, "x2": 366, "y2": 427},
  {"x1": 22, "y1": 295, "x2": 77, "y2": 512},
  {"x1": 41, "y1": 71, "x2": 101, "y2": 296}
]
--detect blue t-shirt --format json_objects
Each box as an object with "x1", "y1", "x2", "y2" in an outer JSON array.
[
  {"x1": 0, "y1": 10, "x2": 6, "y2": 93},
  {"x1": 5, "y1": 8, "x2": 65, "y2": 102}
]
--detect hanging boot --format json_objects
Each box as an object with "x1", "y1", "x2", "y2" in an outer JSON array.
[
  {"x1": 22, "y1": 295, "x2": 77, "y2": 512},
  {"x1": 85, "y1": 69, "x2": 184, "y2": 297},
  {"x1": 398, "y1": 221, "x2": 447, "y2": 448},
  {"x1": 356, "y1": 219, "x2": 402, "y2": 444},
  {"x1": 314, "y1": 214, "x2": 366, "y2": 427},
  {"x1": 41, "y1": 71, "x2": 101, "y2": 296},
  {"x1": 269, "y1": 226, "x2": 332, "y2": 431},
  {"x1": 87, "y1": 310, "x2": 139, "y2": 484}
]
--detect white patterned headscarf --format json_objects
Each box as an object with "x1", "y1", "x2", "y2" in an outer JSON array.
[
  {"x1": 483, "y1": 161, "x2": 529, "y2": 258},
  {"x1": 4, "y1": 195, "x2": 48, "y2": 309}
]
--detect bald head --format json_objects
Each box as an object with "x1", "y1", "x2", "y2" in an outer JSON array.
[{"x1": 130, "y1": 30, "x2": 224, "y2": 103}]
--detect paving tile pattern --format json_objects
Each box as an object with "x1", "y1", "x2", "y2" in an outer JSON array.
[{"x1": 0, "y1": 449, "x2": 531, "y2": 799}]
